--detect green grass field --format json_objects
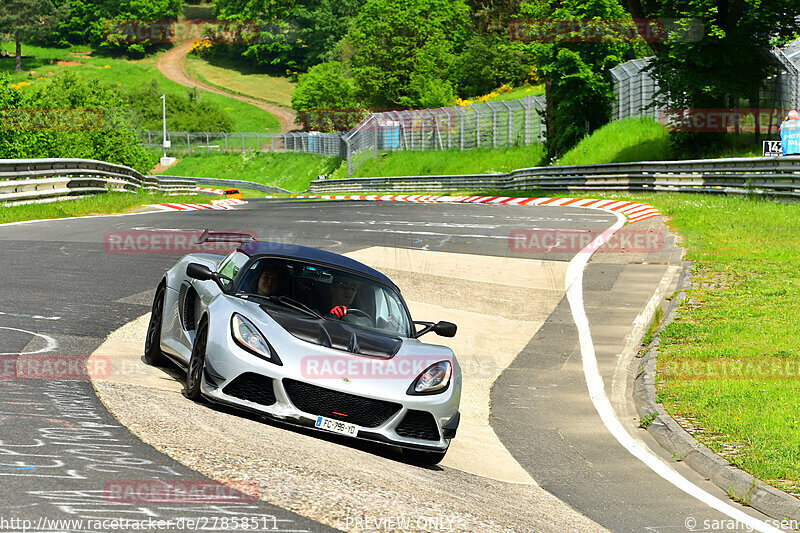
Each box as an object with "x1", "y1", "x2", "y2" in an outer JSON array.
[
  {"x1": 554, "y1": 117, "x2": 672, "y2": 166},
  {"x1": 554, "y1": 117, "x2": 763, "y2": 166},
  {"x1": 1, "y1": 44, "x2": 280, "y2": 133},
  {"x1": 158, "y1": 152, "x2": 343, "y2": 192},
  {"x1": 185, "y1": 54, "x2": 295, "y2": 108},
  {"x1": 0, "y1": 190, "x2": 214, "y2": 224}
]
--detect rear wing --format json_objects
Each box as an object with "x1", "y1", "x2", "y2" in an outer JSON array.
[{"x1": 195, "y1": 229, "x2": 256, "y2": 245}]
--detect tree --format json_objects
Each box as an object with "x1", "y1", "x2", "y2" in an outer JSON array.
[
  {"x1": 623, "y1": 0, "x2": 800, "y2": 152},
  {"x1": 452, "y1": 32, "x2": 530, "y2": 97},
  {"x1": 517, "y1": 0, "x2": 638, "y2": 159},
  {"x1": 346, "y1": 0, "x2": 469, "y2": 108},
  {"x1": 291, "y1": 61, "x2": 361, "y2": 130},
  {"x1": 292, "y1": 0, "x2": 365, "y2": 70},
  {"x1": 0, "y1": 71, "x2": 156, "y2": 171},
  {"x1": 0, "y1": 0, "x2": 66, "y2": 72},
  {"x1": 213, "y1": 0, "x2": 299, "y2": 68}
]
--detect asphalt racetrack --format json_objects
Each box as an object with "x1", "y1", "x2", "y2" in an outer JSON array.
[{"x1": 0, "y1": 199, "x2": 784, "y2": 532}]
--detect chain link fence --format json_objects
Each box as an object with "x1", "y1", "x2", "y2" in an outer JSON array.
[
  {"x1": 342, "y1": 96, "x2": 546, "y2": 175},
  {"x1": 139, "y1": 131, "x2": 346, "y2": 158},
  {"x1": 611, "y1": 38, "x2": 800, "y2": 126}
]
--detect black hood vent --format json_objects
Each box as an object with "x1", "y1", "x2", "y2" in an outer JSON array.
[{"x1": 261, "y1": 306, "x2": 402, "y2": 358}]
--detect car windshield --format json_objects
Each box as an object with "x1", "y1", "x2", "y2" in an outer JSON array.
[{"x1": 233, "y1": 257, "x2": 411, "y2": 336}]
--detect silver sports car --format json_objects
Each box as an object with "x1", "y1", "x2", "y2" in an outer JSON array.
[{"x1": 144, "y1": 233, "x2": 461, "y2": 464}]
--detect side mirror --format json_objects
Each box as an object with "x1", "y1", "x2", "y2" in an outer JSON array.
[
  {"x1": 433, "y1": 321, "x2": 457, "y2": 337},
  {"x1": 413, "y1": 320, "x2": 457, "y2": 338},
  {"x1": 186, "y1": 263, "x2": 214, "y2": 281},
  {"x1": 186, "y1": 263, "x2": 231, "y2": 291}
]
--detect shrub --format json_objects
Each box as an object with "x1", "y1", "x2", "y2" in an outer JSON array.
[{"x1": 0, "y1": 72, "x2": 157, "y2": 172}]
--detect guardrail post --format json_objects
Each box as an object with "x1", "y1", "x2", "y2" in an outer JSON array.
[
  {"x1": 224, "y1": 133, "x2": 228, "y2": 152},
  {"x1": 186, "y1": 132, "x2": 191, "y2": 156},
  {"x1": 204, "y1": 132, "x2": 209, "y2": 152}
]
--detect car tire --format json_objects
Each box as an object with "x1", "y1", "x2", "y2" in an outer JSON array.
[
  {"x1": 144, "y1": 283, "x2": 168, "y2": 367},
  {"x1": 402, "y1": 448, "x2": 447, "y2": 466},
  {"x1": 185, "y1": 320, "x2": 208, "y2": 401}
]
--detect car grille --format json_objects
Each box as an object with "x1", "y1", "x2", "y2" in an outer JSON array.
[
  {"x1": 282, "y1": 378, "x2": 401, "y2": 428},
  {"x1": 222, "y1": 373, "x2": 276, "y2": 406},
  {"x1": 395, "y1": 410, "x2": 440, "y2": 441}
]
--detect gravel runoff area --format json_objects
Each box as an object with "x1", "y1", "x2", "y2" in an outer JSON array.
[{"x1": 90, "y1": 246, "x2": 609, "y2": 533}]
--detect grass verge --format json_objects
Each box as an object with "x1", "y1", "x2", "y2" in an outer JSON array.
[
  {"x1": 2, "y1": 44, "x2": 280, "y2": 132},
  {"x1": 157, "y1": 152, "x2": 343, "y2": 192},
  {"x1": 332, "y1": 144, "x2": 546, "y2": 179},
  {"x1": 185, "y1": 54, "x2": 295, "y2": 108},
  {"x1": 0, "y1": 190, "x2": 213, "y2": 224}
]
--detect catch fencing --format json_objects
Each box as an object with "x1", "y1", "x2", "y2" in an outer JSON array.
[
  {"x1": 140, "y1": 95, "x2": 547, "y2": 177},
  {"x1": 342, "y1": 96, "x2": 546, "y2": 176},
  {"x1": 139, "y1": 130, "x2": 346, "y2": 158},
  {"x1": 611, "y1": 38, "x2": 800, "y2": 123}
]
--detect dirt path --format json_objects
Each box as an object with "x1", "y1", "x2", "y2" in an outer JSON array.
[{"x1": 156, "y1": 41, "x2": 297, "y2": 133}]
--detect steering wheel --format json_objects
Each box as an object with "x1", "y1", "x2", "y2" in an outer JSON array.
[{"x1": 342, "y1": 308, "x2": 374, "y2": 327}]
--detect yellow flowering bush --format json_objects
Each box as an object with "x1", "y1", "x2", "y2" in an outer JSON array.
[{"x1": 189, "y1": 40, "x2": 213, "y2": 55}]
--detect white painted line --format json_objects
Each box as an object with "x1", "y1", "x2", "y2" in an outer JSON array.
[
  {"x1": 0, "y1": 327, "x2": 58, "y2": 355},
  {"x1": 565, "y1": 210, "x2": 780, "y2": 533}
]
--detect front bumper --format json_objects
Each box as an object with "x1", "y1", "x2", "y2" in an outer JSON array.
[{"x1": 202, "y1": 323, "x2": 461, "y2": 452}]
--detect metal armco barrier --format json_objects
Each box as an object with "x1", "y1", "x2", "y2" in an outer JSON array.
[
  {"x1": 158, "y1": 176, "x2": 290, "y2": 194},
  {"x1": 0, "y1": 158, "x2": 197, "y2": 203},
  {"x1": 308, "y1": 155, "x2": 800, "y2": 199}
]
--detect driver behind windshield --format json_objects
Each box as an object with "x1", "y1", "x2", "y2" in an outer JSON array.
[{"x1": 327, "y1": 275, "x2": 360, "y2": 319}]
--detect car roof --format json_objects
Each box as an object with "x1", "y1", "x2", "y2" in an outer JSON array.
[{"x1": 238, "y1": 240, "x2": 398, "y2": 290}]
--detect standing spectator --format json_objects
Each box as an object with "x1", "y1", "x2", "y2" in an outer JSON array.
[{"x1": 780, "y1": 109, "x2": 800, "y2": 155}]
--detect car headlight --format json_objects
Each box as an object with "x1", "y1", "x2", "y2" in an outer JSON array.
[
  {"x1": 408, "y1": 361, "x2": 452, "y2": 395},
  {"x1": 230, "y1": 313, "x2": 281, "y2": 365}
]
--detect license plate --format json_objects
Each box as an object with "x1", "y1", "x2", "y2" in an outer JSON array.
[{"x1": 315, "y1": 416, "x2": 358, "y2": 437}]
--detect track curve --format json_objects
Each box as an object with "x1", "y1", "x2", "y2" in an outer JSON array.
[{"x1": 0, "y1": 199, "x2": 783, "y2": 532}]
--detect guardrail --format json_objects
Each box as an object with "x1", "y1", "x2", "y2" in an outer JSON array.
[
  {"x1": 158, "y1": 176, "x2": 290, "y2": 194},
  {"x1": 0, "y1": 158, "x2": 197, "y2": 203},
  {"x1": 308, "y1": 155, "x2": 800, "y2": 199}
]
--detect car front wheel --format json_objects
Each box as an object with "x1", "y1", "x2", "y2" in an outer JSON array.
[
  {"x1": 185, "y1": 320, "x2": 208, "y2": 401},
  {"x1": 144, "y1": 284, "x2": 168, "y2": 366}
]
